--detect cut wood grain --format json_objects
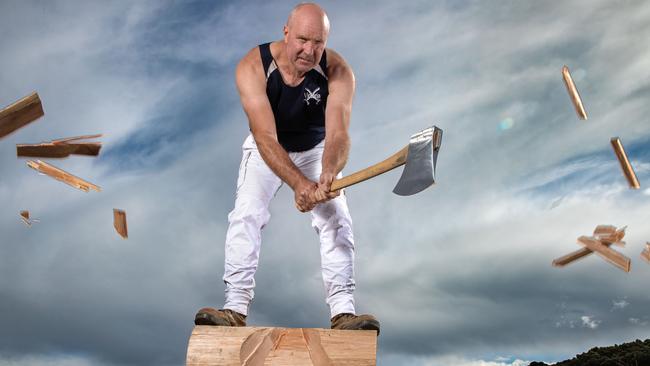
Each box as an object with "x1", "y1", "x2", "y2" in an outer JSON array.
[
  {"x1": 26, "y1": 160, "x2": 100, "y2": 192},
  {"x1": 186, "y1": 326, "x2": 377, "y2": 366},
  {"x1": 576, "y1": 236, "x2": 630, "y2": 272},
  {"x1": 17, "y1": 134, "x2": 102, "y2": 158},
  {"x1": 113, "y1": 209, "x2": 128, "y2": 239},
  {"x1": 611, "y1": 137, "x2": 640, "y2": 189},
  {"x1": 0, "y1": 92, "x2": 44, "y2": 139},
  {"x1": 553, "y1": 225, "x2": 627, "y2": 268},
  {"x1": 561, "y1": 66, "x2": 587, "y2": 120}
]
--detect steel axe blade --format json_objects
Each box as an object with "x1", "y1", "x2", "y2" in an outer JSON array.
[
  {"x1": 329, "y1": 125, "x2": 443, "y2": 195},
  {"x1": 393, "y1": 126, "x2": 442, "y2": 196}
]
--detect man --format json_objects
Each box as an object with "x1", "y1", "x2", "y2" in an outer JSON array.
[{"x1": 194, "y1": 3, "x2": 380, "y2": 334}]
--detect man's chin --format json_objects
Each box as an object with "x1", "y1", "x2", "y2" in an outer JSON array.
[{"x1": 295, "y1": 59, "x2": 315, "y2": 71}]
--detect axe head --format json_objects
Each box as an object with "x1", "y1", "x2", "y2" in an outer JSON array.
[{"x1": 392, "y1": 126, "x2": 443, "y2": 196}]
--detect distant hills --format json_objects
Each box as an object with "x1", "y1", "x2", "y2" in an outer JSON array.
[{"x1": 529, "y1": 339, "x2": 650, "y2": 365}]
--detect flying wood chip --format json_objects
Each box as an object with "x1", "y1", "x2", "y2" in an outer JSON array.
[
  {"x1": 553, "y1": 225, "x2": 629, "y2": 271},
  {"x1": 17, "y1": 134, "x2": 102, "y2": 158},
  {"x1": 611, "y1": 137, "x2": 640, "y2": 189},
  {"x1": 593, "y1": 224, "x2": 626, "y2": 245},
  {"x1": 20, "y1": 210, "x2": 30, "y2": 226},
  {"x1": 576, "y1": 236, "x2": 631, "y2": 272},
  {"x1": 26, "y1": 160, "x2": 100, "y2": 192},
  {"x1": 0, "y1": 92, "x2": 44, "y2": 139},
  {"x1": 113, "y1": 209, "x2": 128, "y2": 239},
  {"x1": 19, "y1": 210, "x2": 39, "y2": 226},
  {"x1": 562, "y1": 66, "x2": 588, "y2": 120}
]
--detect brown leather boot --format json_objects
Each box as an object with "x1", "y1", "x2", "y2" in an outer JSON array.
[
  {"x1": 194, "y1": 307, "x2": 247, "y2": 326},
  {"x1": 330, "y1": 313, "x2": 380, "y2": 335}
]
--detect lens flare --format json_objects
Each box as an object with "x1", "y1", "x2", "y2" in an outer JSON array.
[{"x1": 498, "y1": 117, "x2": 514, "y2": 131}]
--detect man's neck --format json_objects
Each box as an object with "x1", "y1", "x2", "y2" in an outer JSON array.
[{"x1": 273, "y1": 42, "x2": 307, "y2": 86}]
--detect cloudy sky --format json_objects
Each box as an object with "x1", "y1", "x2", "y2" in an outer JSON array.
[{"x1": 1, "y1": 1, "x2": 649, "y2": 365}]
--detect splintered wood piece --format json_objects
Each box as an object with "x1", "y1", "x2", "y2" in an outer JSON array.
[
  {"x1": 0, "y1": 92, "x2": 44, "y2": 139},
  {"x1": 593, "y1": 225, "x2": 616, "y2": 237},
  {"x1": 113, "y1": 209, "x2": 128, "y2": 239},
  {"x1": 577, "y1": 236, "x2": 631, "y2": 272},
  {"x1": 594, "y1": 225, "x2": 626, "y2": 246},
  {"x1": 553, "y1": 241, "x2": 618, "y2": 267},
  {"x1": 19, "y1": 210, "x2": 31, "y2": 226},
  {"x1": 554, "y1": 225, "x2": 628, "y2": 267},
  {"x1": 19, "y1": 210, "x2": 40, "y2": 226},
  {"x1": 51, "y1": 134, "x2": 103, "y2": 144},
  {"x1": 554, "y1": 246, "x2": 602, "y2": 267},
  {"x1": 18, "y1": 134, "x2": 102, "y2": 158},
  {"x1": 552, "y1": 241, "x2": 625, "y2": 264},
  {"x1": 562, "y1": 66, "x2": 588, "y2": 120},
  {"x1": 26, "y1": 160, "x2": 100, "y2": 192},
  {"x1": 17, "y1": 142, "x2": 101, "y2": 158},
  {"x1": 611, "y1": 137, "x2": 640, "y2": 189},
  {"x1": 641, "y1": 243, "x2": 650, "y2": 263},
  {"x1": 187, "y1": 326, "x2": 377, "y2": 366}
]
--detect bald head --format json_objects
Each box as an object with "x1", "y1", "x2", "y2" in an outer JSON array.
[
  {"x1": 287, "y1": 3, "x2": 330, "y2": 32},
  {"x1": 283, "y1": 3, "x2": 330, "y2": 75}
]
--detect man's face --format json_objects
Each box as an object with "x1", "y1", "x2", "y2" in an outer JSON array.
[{"x1": 283, "y1": 14, "x2": 328, "y2": 74}]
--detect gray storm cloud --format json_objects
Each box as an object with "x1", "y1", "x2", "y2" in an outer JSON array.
[{"x1": 1, "y1": 1, "x2": 650, "y2": 365}]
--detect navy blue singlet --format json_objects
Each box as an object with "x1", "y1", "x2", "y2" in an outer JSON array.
[{"x1": 259, "y1": 42, "x2": 329, "y2": 152}]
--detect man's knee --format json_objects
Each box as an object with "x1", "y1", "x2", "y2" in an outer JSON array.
[
  {"x1": 228, "y1": 195, "x2": 272, "y2": 228},
  {"x1": 312, "y1": 202, "x2": 353, "y2": 234}
]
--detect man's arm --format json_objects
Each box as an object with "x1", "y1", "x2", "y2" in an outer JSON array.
[
  {"x1": 318, "y1": 49, "x2": 355, "y2": 196},
  {"x1": 235, "y1": 47, "x2": 318, "y2": 211}
]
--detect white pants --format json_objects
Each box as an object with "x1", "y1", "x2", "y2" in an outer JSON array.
[{"x1": 223, "y1": 134, "x2": 356, "y2": 318}]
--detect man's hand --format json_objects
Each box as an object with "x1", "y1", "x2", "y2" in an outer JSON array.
[
  {"x1": 294, "y1": 179, "x2": 319, "y2": 213},
  {"x1": 313, "y1": 171, "x2": 341, "y2": 203}
]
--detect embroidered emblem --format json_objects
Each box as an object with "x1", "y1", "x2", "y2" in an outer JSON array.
[{"x1": 304, "y1": 87, "x2": 321, "y2": 105}]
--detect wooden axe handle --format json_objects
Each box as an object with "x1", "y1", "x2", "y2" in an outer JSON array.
[{"x1": 330, "y1": 145, "x2": 408, "y2": 191}]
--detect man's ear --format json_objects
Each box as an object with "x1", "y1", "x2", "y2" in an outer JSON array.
[{"x1": 283, "y1": 25, "x2": 289, "y2": 42}]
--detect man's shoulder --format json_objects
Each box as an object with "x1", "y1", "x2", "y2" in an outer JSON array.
[
  {"x1": 236, "y1": 45, "x2": 266, "y2": 82},
  {"x1": 238, "y1": 42, "x2": 282, "y2": 74},
  {"x1": 238, "y1": 46, "x2": 262, "y2": 67},
  {"x1": 325, "y1": 47, "x2": 340, "y2": 63},
  {"x1": 325, "y1": 48, "x2": 353, "y2": 78}
]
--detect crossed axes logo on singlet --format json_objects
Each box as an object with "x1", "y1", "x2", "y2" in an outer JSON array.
[{"x1": 304, "y1": 87, "x2": 321, "y2": 105}]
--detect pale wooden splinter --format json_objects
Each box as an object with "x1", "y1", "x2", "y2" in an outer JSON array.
[
  {"x1": 113, "y1": 209, "x2": 128, "y2": 239},
  {"x1": 562, "y1": 66, "x2": 587, "y2": 120},
  {"x1": 577, "y1": 236, "x2": 631, "y2": 272},
  {"x1": 0, "y1": 92, "x2": 44, "y2": 139},
  {"x1": 610, "y1": 137, "x2": 640, "y2": 189},
  {"x1": 17, "y1": 134, "x2": 102, "y2": 158},
  {"x1": 553, "y1": 225, "x2": 625, "y2": 266},
  {"x1": 186, "y1": 326, "x2": 377, "y2": 366},
  {"x1": 26, "y1": 160, "x2": 100, "y2": 192},
  {"x1": 553, "y1": 225, "x2": 630, "y2": 272}
]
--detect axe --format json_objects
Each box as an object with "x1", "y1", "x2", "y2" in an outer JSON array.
[{"x1": 330, "y1": 126, "x2": 442, "y2": 196}]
